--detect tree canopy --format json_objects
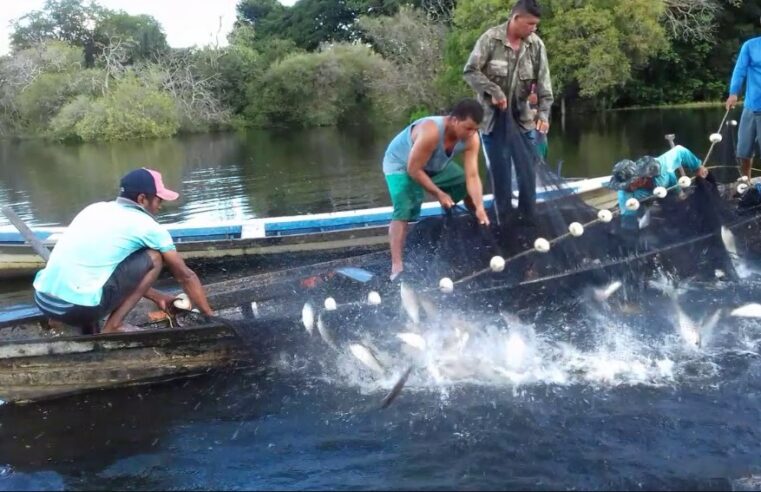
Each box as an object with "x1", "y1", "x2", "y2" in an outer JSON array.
[{"x1": 1, "y1": 0, "x2": 759, "y2": 140}]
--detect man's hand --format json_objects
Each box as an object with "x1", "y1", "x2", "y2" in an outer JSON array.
[
  {"x1": 437, "y1": 191, "x2": 455, "y2": 209},
  {"x1": 491, "y1": 96, "x2": 508, "y2": 110},
  {"x1": 475, "y1": 206, "x2": 490, "y2": 226},
  {"x1": 536, "y1": 119, "x2": 550, "y2": 134},
  {"x1": 726, "y1": 94, "x2": 738, "y2": 111},
  {"x1": 154, "y1": 292, "x2": 179, "y2": 313},
  {"x1": 696, "y1": 166, "x2": 709, "y2": 179}
]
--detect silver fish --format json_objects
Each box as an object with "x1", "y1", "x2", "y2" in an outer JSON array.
[
  {"x1": 721, "y1": 226, "x2": 739, "y2": 262},
  {"x1": 638, "y1": 209, "x2": 651, "y2": 229},
  {"x1": 400, "y1": 282, "x2": 420, "y2": 325},
  {"x1": 593, "y1": 280, "x2": 622, "y2": 302},
  {"x1": 301, "y1": 302, "x2": 315, "y2": 335},
  {"x1": 380, "y1": 366, "x2": 413, "y2": 409},
  {"x1": 317, "y1": 313, "x2": 339, "y2": 351},
  {"x1": 349, "y1": 343, "x2": 385, "y2": 375},
  {"x1": 396, "y1": 332, "x2": 427, "y2": 351},
  {"x1": 674, "y1": 302, "x2": 700, "y2": 347},
  {"x1": 730, "y1": 303, "x2": 761, "y2": 318}
]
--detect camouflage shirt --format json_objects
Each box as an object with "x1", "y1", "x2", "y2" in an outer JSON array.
[{"x1": 463, "y1": 22, "x2": 553, "y2": 134}]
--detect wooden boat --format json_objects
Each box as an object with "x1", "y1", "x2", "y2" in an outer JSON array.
[
  {"x1": 0, "y1": 250, "x2": 395, "y2": 405},
  {"x1": 0, "y1": 311, "x2": 249, "y2": 405},
  {"x1": 0, "y1": 176, "x2": 615, "y2": 280}
]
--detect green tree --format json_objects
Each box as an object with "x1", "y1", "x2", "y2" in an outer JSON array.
[
  {"x1": 245, "y1": 43, "x2": 397, "y2": 127},
  {"x1": 58, "y1": 77, "x2": 180, "y2": 141},
  {"x1": 358, "y1": 7, "x2": 449, "y2": 115},
  {"x1": 11, "y1": 0, "x2": 107, "y2": 66},
  {"x1": 11, "y1": 0, "x2": 168, "y2": 66},
  {"x1": 95, "y1": 12, "x2": 169, "y2": 62}
]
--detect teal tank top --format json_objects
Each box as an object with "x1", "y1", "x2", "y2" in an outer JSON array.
[{"x1": 382, "y1": 116, "x2": 467, "y2": 175}]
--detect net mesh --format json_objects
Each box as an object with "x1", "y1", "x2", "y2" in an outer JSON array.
[{"x1": 402, "y1": 108, "x2": 748, "y2": 303}]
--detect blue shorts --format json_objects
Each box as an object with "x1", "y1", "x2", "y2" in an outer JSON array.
[{"x1": 737, "y1": 107, "x2": 761, "y2": 159}]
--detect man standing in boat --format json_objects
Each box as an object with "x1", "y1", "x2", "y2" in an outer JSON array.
[
  {"x1": 383, "y1": 98, "x2": 490, "y2": 280},
  {"x1": 463, "y1": 0, "x2": 553, "y2": 220},
  {"x1": 33, "y1": 168, "x2": 213, "y2": 333},
  {"x1": 726, "y1": 32, "x2": 761, "y2": 179}
]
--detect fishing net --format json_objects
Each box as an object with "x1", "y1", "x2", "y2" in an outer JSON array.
[{"x1": 402, "y1": 107, "x2": 753, "y2": 309}]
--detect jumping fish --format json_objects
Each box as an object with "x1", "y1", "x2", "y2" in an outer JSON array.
[
  {"x1": 317, "y1": 313, "x2": 339, "y2": 351},
  {"x1": 730, "y1": 303, "x2": 761, "y2": 318},
  {"x1": 638, "y1": 209, "x2": 651, "y2": 229},
  {"x1": 721, "y1": 226, "x2": 739, "y2": 262},
  {"x1": 593, "y1": 280, "x2": 623, "y2": 302},
  {"x1": 418, "y1": 294, "x2": 439, "y2": 321},
  {"x1": 675, "y1": 300, "x2": 700, "y2": 347},
  {"x1": 400, "y1": 282, "x2": 420, "y2": 325},
  {"x1": 380, "y1": 366, "x2": 414, "y2": 409},
  {"x1": 301, "y1": 302, "x2": 315, "y2": 335},
  {"x1": 649, "y1": 276, "x2": 704, "y2": 347},
  {"x1": 349, "y1": 343, "x2": 385, "y2": 375},
  {"x1": 396, "y1": 332, "x2": 427, "y2": 351}
]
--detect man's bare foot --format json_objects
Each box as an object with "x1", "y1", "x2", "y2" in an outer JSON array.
[{"x1": 102, "y1": 323, "x2": 144, "y2": 333}]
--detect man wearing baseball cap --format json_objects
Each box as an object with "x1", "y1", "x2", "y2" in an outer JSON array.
[{"x1": 33, "y1": 168, "x2": 213, "y2": 333}]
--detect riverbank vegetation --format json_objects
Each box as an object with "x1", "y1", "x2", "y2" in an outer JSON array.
[{"x1": 0, "y1": 0, "x2": 758, "y2": 140}]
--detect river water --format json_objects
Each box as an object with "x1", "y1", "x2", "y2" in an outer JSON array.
[
  {"x1": 2, "y1": 107, "x2": 761, "y2": 491},
  {"x1": 0, "y1": 107, "x2": 728, "y2": 227}
]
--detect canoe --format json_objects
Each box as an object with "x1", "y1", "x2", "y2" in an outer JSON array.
[{"x1": 0, "y1": 176, "x2": 614, "y2": 280}]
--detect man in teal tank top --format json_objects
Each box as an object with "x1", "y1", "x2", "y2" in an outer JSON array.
[{"x1": 383, "y1": 99, "x2": 490, "y2": 280}]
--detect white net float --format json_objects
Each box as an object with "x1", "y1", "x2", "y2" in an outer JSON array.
[
  {"x1": 367, "y1": 291, "x2": 382, "y2": 305},
  {"x1": 737, "y1": 183, "x2": 749, "y2": 194},
  {"x1": 568, "y1": 222, "x2": 584, "y2": 237},
  {"x1": 489, "y1": 255, "x2": 506, "y2": 272},
  {"x1": 625, "y1": 198, "x2": 640, "y2": 211},
  {"x1": 324, "y1": 297, "x2": 337, "y2": 311},
  {"x1": 709, "y1": 133, "x2": 723, "y2": 143},
  {"x1": 534, "y1": 237, "x2": 550, "y2": 253},
  {"x1": 653, "y1": 186, "x2": 667, "y2": 198},
  {"x1": 173, "y1": 293, "x2": 191, "y2": 310},
  {"x1": 439, "y1": 277, "x2": 454, "y2": 294},
  {"x1": 678, "y1": 176, "x2": 692, "y2": 188},
  {"x1": 597, "y1": 209, "x2": 613, "y2": 223},
  {"x1": 729, "y1": 120, "x2": 738, "y2": 126}
]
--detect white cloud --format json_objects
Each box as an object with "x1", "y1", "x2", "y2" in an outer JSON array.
[{"x1": 0, "y1": 0, "x2": 247, "y2": 56}]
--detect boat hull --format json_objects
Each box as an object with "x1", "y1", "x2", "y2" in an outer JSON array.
[{"x1": 0, "y1": 318, "x2": 247, "y2": 405}]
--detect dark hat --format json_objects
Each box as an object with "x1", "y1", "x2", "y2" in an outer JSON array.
[{"x1": 119, "y1": 168, "x2": 179, "y2": 201}]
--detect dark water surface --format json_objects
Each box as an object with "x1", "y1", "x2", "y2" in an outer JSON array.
[{"x1": 3, "y1": 107, "x2": 761, "y2": 491}]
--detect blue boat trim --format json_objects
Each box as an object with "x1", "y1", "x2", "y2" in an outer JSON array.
[{"x1": 0, "y1": 177, "x2": 610, "y2": 244}]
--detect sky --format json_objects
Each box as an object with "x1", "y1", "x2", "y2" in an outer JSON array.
[{"x1": 0, "y1": 0, "x2": 298, "y2": 56}]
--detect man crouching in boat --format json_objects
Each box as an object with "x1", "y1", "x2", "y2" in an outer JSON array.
[
  {"x1": 32, "y1": 168, "x2": 213, "y2": 334},
  {"x1": 383, "y1": 98, "x2": 490, "y2": 280},
  {"x1": 607, "y1": 145, "x2": 709, "y2": 232}
]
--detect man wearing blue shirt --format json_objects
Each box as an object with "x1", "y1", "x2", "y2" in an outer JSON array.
[
  {"x1": 33, "y1": 168, "x2": 213, "y2": 333},
  {"x1": 606, "y1": 146, "x2": 708, "y2": 231},
  {"x1": 727, "y1": 35, "x2": 761, "y2": 178}
]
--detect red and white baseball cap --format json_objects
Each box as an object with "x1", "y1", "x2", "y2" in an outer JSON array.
[{"x1": 119, "y1": 168, "x2": 179, "y2": 201}]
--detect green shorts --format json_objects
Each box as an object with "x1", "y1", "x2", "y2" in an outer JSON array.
[{"x1": 385, "y1": 163, "x2": 467, "y2": 221}]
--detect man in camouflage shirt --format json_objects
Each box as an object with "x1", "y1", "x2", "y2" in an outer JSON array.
[{"x1": 463, "y1": 0, "x2": 553, "y2": 219}]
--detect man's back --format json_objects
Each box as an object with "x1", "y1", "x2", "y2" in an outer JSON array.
[
  {"x1": 33, "y1": 199, "x2": 175, "y2": 306},
  {"x1": 731, "y1": 36, "x2": 761, "y2": 111}
]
